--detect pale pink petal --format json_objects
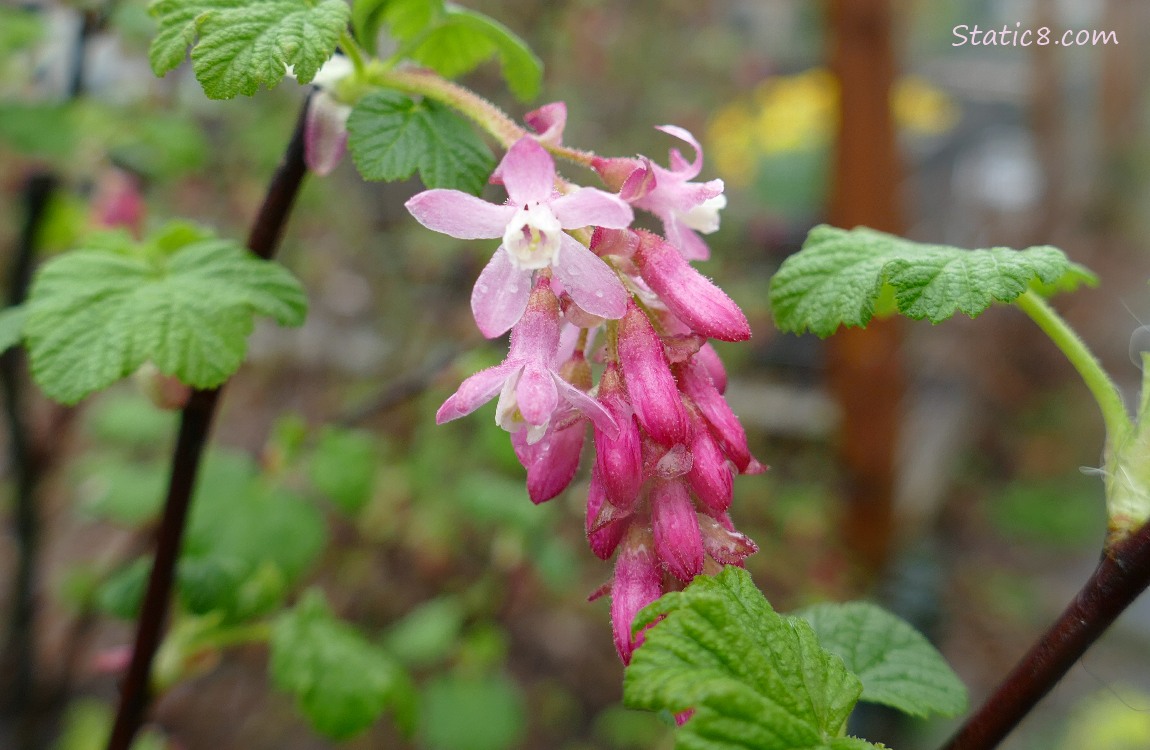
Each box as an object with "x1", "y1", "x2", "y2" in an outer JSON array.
[
  {"x1": 664, "y1": 218, "x2": 711, "y2": 261},
  {"x1": 551, "y1": 188, "x2": 633, "y2": 230},
  {"x1": 655, "y1": 125, "x2": 703, "y2": 179},
  {"x1": 525, "y1": 102, "x2": 567, "y2": 145},
  {"x1": 471, "y1": 247, "x2": 534, "y2": 338},
  {"x1": 554, "y1": 374, "x2": 618, "y2": 437},
  {"x1": 406, "y1": 190, "x2": 515, "y2": 239},
  {"x1": 553, "y1": 235, "x2": 628, "y2": 321},
  {"x1": 516, "y1": 363, "x2": 559, "y2": 425},
  {"x1": 502, "y1": 137, "x2": 556, "y2": 205},
  {"x1": 436, "y1": 362, "x2": 518, "y2": 423}
]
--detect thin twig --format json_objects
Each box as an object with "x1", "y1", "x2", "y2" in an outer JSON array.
[
  {"x1": 105, "y1": 94, "x2": 311, "y2": 750},
  {"x1": 0, "y1": 172, "x2": 56, "y2": 749},
  {"x1": 940, "y1": 520, "x2": 1150, "y2": 749}
]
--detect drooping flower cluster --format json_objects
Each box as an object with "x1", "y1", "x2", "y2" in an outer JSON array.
[{"x1": 405, "y1": 108, "x2": 762, "y2": 664}]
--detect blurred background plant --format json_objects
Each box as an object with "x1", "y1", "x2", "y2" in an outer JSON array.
[{"x1": 2, "y1": 0, "x2": 1150, "y2": 748}]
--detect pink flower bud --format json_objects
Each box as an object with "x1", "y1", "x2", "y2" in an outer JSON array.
[
  {"x1": 524, "y1": 102, "x2": 567, "y2": 146},
  {"x1": 686, "y1": 409, "x2": 734, "y2": 515},
  {"x1": 677, "y1": 360, "x2": 759, "y2": 473},
  {"x1": 304, "y1": 90, "x2": 350, "y2": 176},
  {"x1": 699, "y1": 515, "x2": 758, "y2": 565},
  {"x1": 587, "y1": 469, "x2": 633, "y2": 560},
  {"x1": 590, "y1": 227, "x2": 641, "y2": 259},
  {"x1": 650, "y1": 479, "x2": 704, "y2": 582},
  {"x1": 592, "y1": 155, "x2": 646, "y2": 194},
  {"x1": 618, "y1": 304, "x2": 689, "y2": 446},
  {"x1": 594, "y1": 364, "x2": 643, "y2": 509},
  {"x1": 695, "y1": 343, "x2": 728, "y2": 394},
  {"x1": 633, "y1": 230, "x2": 750, "y2": 342},
  {"x1": 513, "y1": 421, "x2": 586, "y2": 504},
  {"x1": 611, "y1": 526, "x2": 662, "y2": 664}
]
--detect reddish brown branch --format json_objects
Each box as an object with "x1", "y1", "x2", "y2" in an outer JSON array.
[
  {"x1": 941, "y1": 521, "x2": 1150, "y2": 749},
  {"x1": 105, "y1": 94, "x2": 311, "y2": 750}
]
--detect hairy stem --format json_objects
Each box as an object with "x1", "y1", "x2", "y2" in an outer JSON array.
[
  {"x1": 105, "y1": 95, "x2": 310, "y2": 750},
  {"x1": 369, "y1": 66, "x2": 598, "y2": 167},
  {"x1": 939, "y1": 518, "x2": 1150, "y2": 749},
  {"x1": 1015, "y1": 290, "x2": 1131, "y2": 444}
]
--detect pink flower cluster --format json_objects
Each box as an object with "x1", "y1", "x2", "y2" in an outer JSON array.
[{"x1": 405, "y1": 106, "x2": 762, "y2": 664}]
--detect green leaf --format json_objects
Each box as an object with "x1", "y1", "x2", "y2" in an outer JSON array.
[
  {"x1": 769, "y1": 225, "x2": 1097, "y2": 338},
  {"x1": 624, "y1": 567, "x2": 882, "y2": 750},
  {"x1": 383, "y1": 596, "x2": 464, "y2": 667},
  {"x1": 271, "y1": 590, "x2": 416, "y2": 740},
  {"x1": 351, "y1": 0, "x2": 439, "y2": 54},
  {"x1": 419, "y1": 672, "x2": 526, "y2": 750},
  {"x1": 308, "y1": 427, "x2": 380, "y2": 514},
  {"x1": 0, "y1": 306, "x2": 27, "y2": 356},
  {"x1": 0, "y1": 103, "x2": 75, "y2": 159},
  {"x1": 149, "y1": 0, "x2": 351, "y2": 99},
  {"x1": 794, "y1": 602, "x2": 968, "y2": 719},
  {"x1": 409, "y1": 8, "x2": 542, "y2": 101},
  {"x1": 23, "y1": 226, "x2": 307, "y2": 405},
  {"x1": 181, "y1": 450, "x2": 326, "y2": 618},
  {"x1": 347, "y1": 90, "x2": 494, "y2": 194}
]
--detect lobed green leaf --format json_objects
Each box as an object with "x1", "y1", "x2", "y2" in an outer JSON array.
[
  {"x1": 0, "y1": 305, "x2": 27, "y2": 357},
  {"x1": 347, "y1": 90, "x2": 494, "y2": 194},
  {"x1": 23, "y1": 227, "x2": 307, "y2": 405},
  {"x1": 624, "y1": 567, "x2": 882, "y2": 750},
  {"x1": 149, "y1": 0, "x2": 350, "y2": 99},
  {"x1": 271, "y1": 590, "x2": 416, "y2": 739},
  {"x1": 769, "y1": 225, "x2": 1097, "y2": 337},
  {"x1": 794, "y1": 602, "x2": 968, "y2": 719}
]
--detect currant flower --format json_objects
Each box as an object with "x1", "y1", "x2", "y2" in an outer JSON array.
[
  {"x1": 406, "y1": 137, "x2": 634, "y2": 338},
  {"x1": 594, "y1": 126, "x2": 726, "y2": 261},
  {"x1": 435, "y1": 279, "x2": 617, "y2": 443}
]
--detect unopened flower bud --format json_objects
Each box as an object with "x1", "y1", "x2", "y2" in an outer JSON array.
[
  {"x1": 587, "y1": 469, "x2": 633, "y2": 560},
  {"x1": 513, "y1": 421, "x2": 585, "y2": 504},
  {"x1": 633, "y1": 230, "x2": 750, "y2": 342},
  {"x1": 650, "y1": 479, "x2": 704, "y2": 582},
  {"x1": 686, "y1": 408, "x2": 734, "y2": 515},
  {"x1": 611, "y1": 526, "x2": 662, "y2": 664},
  {"x1": 594, "y1": 364, "x2": 643, "y2": 509},
  {"x1": 699, "y1": 514, "x2": 758, "y2": 565},
  {"x1": 618, "y1": 303, "x2": 689, "y2": 446}
]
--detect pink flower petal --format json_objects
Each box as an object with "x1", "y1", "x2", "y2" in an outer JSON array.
[
  {"x1": 655, "y1": 124, "x2": 704, "y2": 179},
  {"x1": 516, "y1": 363, "x2": 559, "y2": 425},
  {"x1": 664, "y1": 218, "x2": 711, "y2": 261},
  {"x1": 554, "y1": 374, "x2": 618, "y2": 437},
  {"x1": 471, "y1": 247, "x2": 534, "y2": 338},
  {"x1": 525, "y1": 102, "x2": 567, "y2": 145},
  {"x1": 507, "y1": 280, "x2": 561, "y2": 361},
  {"x1": 436, "y1": 362, "x2": 518, "y2": 423},
  {"x1": 551, "y1": 188, "x2": 633, "y2": 230},
  {"x1": 405, "y1": 190, "x2": 515, "y2": 239},
  {"x1": 553, "y1": 234, "x2": 628, "y2": 321},
  {"x1": 502, "y1": 137, "x2": 556, "y2": 205},
  {"x1": 611, "y1": 527, "x2": 662, "y2": 664},
  {"x1": 618, "y1": 304, "x2": 689, "y2": 446},
  {"x1": 587, "y1": 469, "x2": 633, "y2": 560}
]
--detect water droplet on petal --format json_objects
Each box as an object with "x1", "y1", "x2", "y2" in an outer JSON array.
[
  {"x1": 477, "y1": 283, "x2": 489, "y2": 294},
  {"x1": 595, "y1": 290, "x2": 604, "y2": 298}
]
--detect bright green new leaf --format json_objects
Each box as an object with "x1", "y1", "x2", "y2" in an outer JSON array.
[
  {"x1": 351, "y1": 0, "x2": 438, "y2": 53},
  {"x1": 358, "y1": 0, "x2": 541, "y2": 100},
  {"x1": 406, "y1": 8, "x2": 542, "y2": 102},
  {"x1": 23, "y1": 228, "x2": 307, "y2": 405},
  {"x1": 149, "y1": 0, "x2": 350, "y2": 99},
  {"x1": 347, "y1": 90, "x2": 494, "y2": 194},
  {"x1": 624, "y1": 567, "x2": 883, "y2": 750},
  {"x1": 271, "y1": 590, "x2": 416, "y2": 739},
  {"x1": 795, "y1": 602, "x2": 968, "y2": 719},
  {"x1": 769, "y1": 225, "x2": 1097, "y2": 338}
]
